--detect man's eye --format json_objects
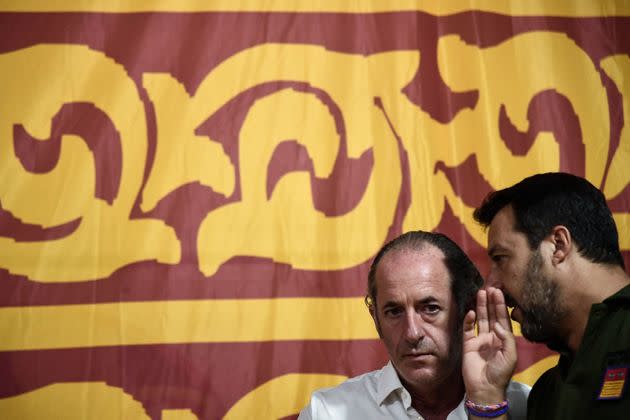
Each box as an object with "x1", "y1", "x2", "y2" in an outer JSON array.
[
  {"x1": 384, "y1": 308, "x2": 403, "y2": 317},
  {"x1": 423, "y1": 305, "x2": 440, "y2": 315},
  {"x1": 491, "y1": 255, "x2": 505, "y2": 263}
]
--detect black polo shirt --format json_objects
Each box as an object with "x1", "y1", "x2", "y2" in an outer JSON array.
[{"x1": 527, "y1": 284, "x2": 630, "y2": 419}]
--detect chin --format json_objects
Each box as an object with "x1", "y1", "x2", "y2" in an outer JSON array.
[{"x1": 400, "y1": 368, "x2": 437, "y2": 386}]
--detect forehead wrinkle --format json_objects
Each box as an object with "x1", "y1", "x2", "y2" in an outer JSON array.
[
  {"x1": 380, "y1": 245, "x2": 446, "y2": 271},
  {"x1": 375, "y1": 247, "x2": 453, "y2": 312},
  {"x1": 382, "y1": 295, "x2": 440, "y2": 309},
  {"x1": 489, "y1": 213, "x2": 522, "y2": 253}
]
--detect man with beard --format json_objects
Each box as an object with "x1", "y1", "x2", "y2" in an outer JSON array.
[
  {"x1": 299, "y1": 231, "x2": 530, "y2": 419},
  {"x1": 474, "y1": 172, "x2": 630, "y2": 418}
]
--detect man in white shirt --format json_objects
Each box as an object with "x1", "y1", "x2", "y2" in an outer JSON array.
[{"x1": 299, "y1": 231, "x2": 529, "y2": 420}]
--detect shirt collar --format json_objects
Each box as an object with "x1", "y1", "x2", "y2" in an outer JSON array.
[
  {"x1": 376, "y1": 361, "x2": 407, "y2": 406},
  {"x1": 602, "y1": 283, "x2": 630, "y2": 305},
  {"x1": 377, "y1": 361, "x2": 468, "y2": 419}
]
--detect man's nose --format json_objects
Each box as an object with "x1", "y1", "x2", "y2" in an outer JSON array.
[
  {"x1": 485, "y1": 269, "x2": 502, "y2": 289},
  {"x1": 404, "y1": 311, "x2": 424, "y2": 344}
]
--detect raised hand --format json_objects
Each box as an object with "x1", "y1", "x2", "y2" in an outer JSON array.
[{"x1": 462, "y1": 287, "x2": 517, "y2": 404}]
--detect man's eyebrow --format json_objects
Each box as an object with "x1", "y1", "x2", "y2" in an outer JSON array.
[
  {"x1": 382, "y1": 296, "x2": 440, "y2": 309},
  {"x1": 418, "y1": 296, "x2": 439, "y2": 304},
  {"x1": 382, "y1": 300, "x2": 401, "y2": 309}
]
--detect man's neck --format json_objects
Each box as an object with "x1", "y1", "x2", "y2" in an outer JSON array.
[
  {"x1": 560, "y1": 262, "x2": 630, "y2": 353},
  {"x1": 404, "y1": 372, "x2": 465, "y2": 420}
]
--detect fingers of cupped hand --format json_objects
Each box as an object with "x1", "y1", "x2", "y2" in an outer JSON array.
[
  {"x1": 476, "y1": 290, "x2": 489, "y2": 334},
  {"x1": 463, "y1": 310, "x2": 477, "y2": 340},
  {"x1": 484, "y1": 287, "x2": 512, "y2": 332}
]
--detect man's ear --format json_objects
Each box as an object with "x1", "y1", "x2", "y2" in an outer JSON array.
[{"x1": 549, "y1": 225, "x2": 572, "y2": 266}]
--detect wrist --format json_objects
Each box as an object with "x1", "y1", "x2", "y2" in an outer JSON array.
[
  {"x1": 465, "y1": 399, "x2": 508, "y2": 418},
  {"x1": 466, "y1": 389, "x2": 506, "y2": 405}
]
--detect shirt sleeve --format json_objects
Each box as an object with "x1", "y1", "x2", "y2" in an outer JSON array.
[
  {"x1": 299, "y1": 389, "x2": 342, "y2": 420},
  {"x1": 298, "y1": 391, "x2": 323, "y2": 420},
  {"x1": 297, "y1": 403, "x2": 313, "y2": 420},
  {"x1": 506, "y1": 380, "x2": 532, "y2": 420}
]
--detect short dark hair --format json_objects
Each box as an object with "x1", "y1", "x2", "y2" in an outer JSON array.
[
  {"x1": 366, "y1": 231, "x2": 483, "y2": 321},
  {"x1": 474, "y1": 172, "x2": 624, "y2": 269}
]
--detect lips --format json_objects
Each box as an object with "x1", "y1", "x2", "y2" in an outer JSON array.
[
  {"x1": 403, "y1": 352, "x2": 434, "y2": 360},
  {"x1": 503, "y1": 293, "x2": 523, "y2": 322}
]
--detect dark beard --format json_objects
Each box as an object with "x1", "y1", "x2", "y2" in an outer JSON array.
[{"x1": 519, "y1": 251, "x2": 567, "y2": 345}]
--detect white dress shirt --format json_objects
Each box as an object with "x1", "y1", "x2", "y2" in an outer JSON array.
[{"x1": 298, "y1": 361, "x2": 530, "y2": 420}]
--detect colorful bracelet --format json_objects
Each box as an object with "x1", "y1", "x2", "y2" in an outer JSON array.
[{"x1": 464, "y1": 399, "x2": 508, "y2": 418}]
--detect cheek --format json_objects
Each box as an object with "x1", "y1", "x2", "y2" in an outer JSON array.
[
  {"x1": 489, "y1": 263, "x2": 518, "y2": 288},
  {"x1": 380, "y1": 324, "x2": 402, "y2": 349},
  {"x1": 505, "y1": 263, "x2": 527, "y2": 287},
  {"x1": 426, "y1": 323, "x2": 452, "y2": 351},
  {"x1": 495, "y1": 262, "x2": 517, "y2": 284},
  {"x1": 504, "y1": 261, "x2": 521, "y2": 277}
]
